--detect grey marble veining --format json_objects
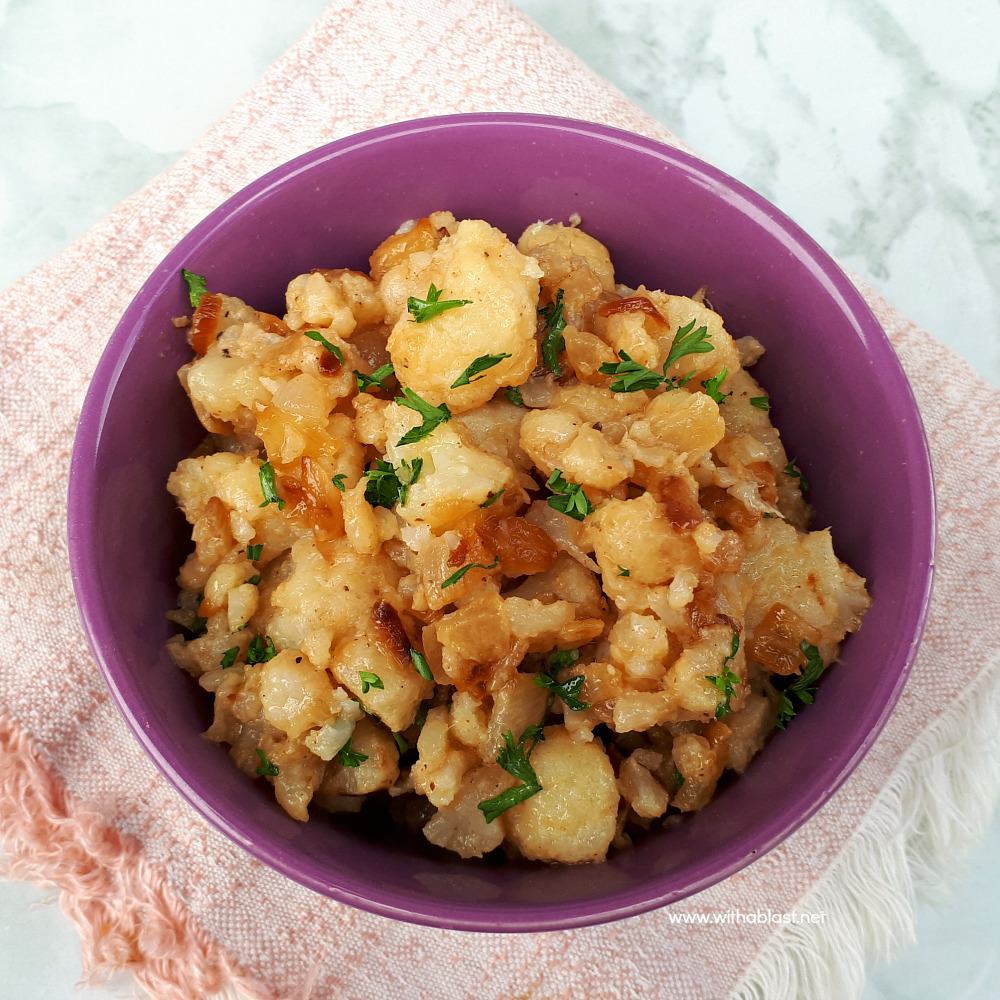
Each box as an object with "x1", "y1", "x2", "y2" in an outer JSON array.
[{"x1": 0, "y1": 2, "x2": 997, "y2": 999}]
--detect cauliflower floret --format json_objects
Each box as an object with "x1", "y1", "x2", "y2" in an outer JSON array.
[
  {"x1": 315, "y1": 717, "x2": 400, "y2": 798},
  {"x1": 609, "y1": 612, "x2": 673, "y2": 681},
  {"x1": 383, "y1": 403, "x2": 514, "y2": 532},
  {"x1": 385, "y1": 219, "x2": 542, "y2": 412},
  {"x1": 284, "y1": 268, "x2": 383, "y2": 336},
  {"x1": 519, "y1": 407, "x2": 632, "y2": 491},
  {"x1": 255, "y1": 650, "x2": 339, "y2": 739},
  {"x1": 586, "y1": 493, "x2": 700, "y2": 587},
  {"x1": 422, "y1": 765, "x2": 509, "y2": 859},
  {"x1": 412, "y1": 706, "x2": 479, "y2": 808},
  {"x1": 266, "y1": 536, "x2": 402, "y2": 668},
  {"x1": 741, "y1": 519, "x2": 870, "y2": 659},
  {"x1": 644, "y1": 292, "x2": 742, "y2": 385},
  {"x1": 505, "y1": 726, "x2": 619, "y2": 863},
  {"x1": 330, "y1": 632, "x2": 433, "y2": 733},
  {"x1": 517, "y1": 221, "x2": 615, "y2": 330},
  {"x1": 624, "y1": 390, "x2": 725, "y2": 468}
]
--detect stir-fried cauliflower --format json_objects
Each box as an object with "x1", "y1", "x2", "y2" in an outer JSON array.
[{"x1": 166, "y1": 212, "x2": 870, "y2": 864}]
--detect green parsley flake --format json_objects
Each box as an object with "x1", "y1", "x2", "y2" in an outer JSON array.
[
  {"x1": 664, "y1": 319, "x2": 714, "y2": 372},
  {"x1": 397, "y1": 458, "x2": 423, "y2": 505},
  {"x1": 359, "y1": 671, "x2": 384, "y2": 694},
  {"x1": 363, "y1": 460, "x2": 402, "y2": 509},
  {"x1": 395, "y1": 387, "x2": 451, "y2": 445},
  {"x1": 181, "y1": 268, "x2": 207, "y2": 308},
  {"x1": 480, "y1": 489, "x2": 504, "y2": 509},
  {"x1": 618, "y1": 566, "x2": 630, "y2": 577},
  {"x1": 220, "y1": 646, "x2": 239, "y2": 669},
  {"x1": 246, "y1": 543, "x2": 263, "y2": 561},
  {"x1": 778, "y1": 642, "x2": 826, "y2": 727},
  {"x1": 331, "y1": 473, "x2": 347, "y2": 492},
  {"x1": 505, "y1": 386, "x2": 525, "y2": 407},
  {"x1": 406, "y1": 283, "x2": 471, "y2": 323},
  {"x1": 393, "y1": 732, "x2": 409, "y2": 753},
  {"x1": 355, "y1": 362, "x2": 395, "y2": 393},
  {"x1": 477, "y1": 725, "x2": 544, "y2": 823},
  {"x1": 598, "y1": 351, "x2": 666, "y2": 393},
  {"x1": 750, "y1": 395, "x2": 770, "y2": 411},
  {"x1": 246, "y1": 634, "x2": 277, "y2": 665},
  {"x1": 784, "y1": 459, "x2": 810, "y2": 494},
  {"x1": 410, "y1": 649, "x2": 434, "y2": 681},
  {"x1": 257, "y1": 462, "x2": 285, "y2": 510},
  {"x1": 255, "y1": 748, "x2": 279, "y2": 777},
  {"x1": 545, "y1": 469, "x2": 593, "y2": 521},
  {"x1": 440, "y1": 557, "x2": 500, "y2": 590},
  {"x1": 247, "y1": 574, "x2": 261, "y2": 586},
  {"x1": 539, "y1": 289, "x2": 567, "y2": 375},
  {"x1": 336, "y1": 738, "x2": 368, "y2": 768},
  {"x1": 546, "y1": 648, "x2": 581, "y2": 672},
  {"x1": 303, "y1": 329, "x2": 344, "y2": 363},
  {"x1": 451, "y1": 353, "x2": 512, "y2": 388},
  {"x1": 704, "y1": 632, "x2": 741, "y2": 719},
  {"x1": 701, "y1": 367, "x2": 731, "y2": 404},
  {"x1": 534, "y1": 671, "x2": 589, "y2": 711}
]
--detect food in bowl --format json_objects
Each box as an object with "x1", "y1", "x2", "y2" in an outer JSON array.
[{"x1": 165, "y1": 211, "x2": 870, "y2": 864}]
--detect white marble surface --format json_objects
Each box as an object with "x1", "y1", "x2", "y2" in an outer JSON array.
[{"x1": 1, "y1": 1, "x2": 998, "y2": 998}]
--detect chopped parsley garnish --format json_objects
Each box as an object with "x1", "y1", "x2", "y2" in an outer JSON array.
[
  {"x1": 362, "y1": 457, "x2": 421, "y2": 507},
  {"x1": 477, "y1": 725, "x2": 544, "y2": 823},
  {"x1": 406, "y1": 283, "x2": 471, "y2": 323},
  {"x1": 363, "y1": 460, "x2": 402, "y2": 508},
  {"x1": 247, "y1": 574, "x2": 261, "y2": 586},
  {"x1": 704, "y1": 632, "x2": 741, "y2": 719},
  {"x1": 701, "y1": 367, "x2": 731, "y2": 404},
  {"x1": 355, "y1": 362, "x2": 395, "y2": 393},
  {"x1": 539, "y1": 289, "x2": 567, "y2": 375},
  {"x1": 220, "y1": 646, "x2": 239, "y2": 669},
  {"x1": 505, "y1": 386, "x2": 525, "y2": 407},
  {"x1": 181, "y1": 268, "x2": 207, "y2": 308},
  {"x1": 618, "y1": 566, "x2": 630, "y2": 577},
  {"x1": 598, "y1": 351, "x2": 667, "y2": 393},
  {"x1": 663, "y1": 319, "x2": 714, "y2": 371},
  {"x1": 480, "y1": 489, "x2": 504, "y2": 509},
  {"x1": 395, "y1": 387, "x2": 451, "y2": 445},
  {"x1": 545, "y1": 469, "x2": 593, "y2": 521},
  {"x1": 393, "y1": 732, "x2": 409, "y2": 753},
  {"x1": 254, "y1": 748, "x2": 279, "y2": 777},
  {"x1": 186, "y1": 614, "x2": 207, "y2": 637},
  {"x1": 303, "y1": 329, "x2": 344, "y2": 363},
  {"x1": 410, "y1": 649, "x2": 433, "y2": 681},
  {"x1": 777, "y1": 641, "x2": 826, "y2": 728},
  {"x1": 451, "y1": 353, "x2": 512, "y2": 388},
  {"x1": 359, "y1": 671, "x2": 384, "y2": 694},
  {"x1": 330, "y1": 473, "x2": 347, "y2": 492},
  {"x1": 784, "y1": 459, "x2": 810, "y2": 494},
  {"x1": 336, "y1": 738, "x2": 368, "y2": 768},
  {"x1": 674, "y1": 768, "x2": 686, "y2": 789},
  {"x1": 246, "y1": 634, "x2": 277, "y2": 665},
  {"x1": 534, "y1": 672, "x2": 589, "y2": 711},
  {"x1": 257, "y1": 462, "x2": 285, "y2": 510},
  {"x1": 246, "y1": 543, "x2": 263, "y2": 561},
  {"x1": 440, "y1": 557, "x2": 500, "y2": 590},
  {"x1": 750, "y1": 395, "x2": 770, "y2": 411},
  {"x1": 396, "y1": 458, "x2": 423, "y2": 505}
]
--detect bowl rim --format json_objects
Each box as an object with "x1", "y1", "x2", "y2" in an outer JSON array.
[{"x1": 67, "y1": 111, "x2": 936, "y2": 932}]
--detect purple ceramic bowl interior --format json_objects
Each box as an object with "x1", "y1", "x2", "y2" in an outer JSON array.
[{"x1": 68, "y1": 113, "x2": 934, "y2": 932}]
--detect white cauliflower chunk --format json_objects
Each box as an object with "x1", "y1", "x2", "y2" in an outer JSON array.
[
  {"x1": 422, "y1": 765, "x2": 510, "y2": 858},
  {"x1": 505, "y1": 727, "x2": 619, "y2": 863},
  {"x1": 386, "y1": 220, "x2": 542, "y2": 412},
  {"x1": 383, "y1": 403, "x2": 514, "y2": 532},
  {"x1": 519, "y1": 407, "x2": 632, "y2": 491},
  {"x1": 284, "y1": 268, "x2": 383, "y2": 336}
]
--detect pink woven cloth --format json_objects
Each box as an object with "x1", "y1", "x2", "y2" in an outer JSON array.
[{"x1": 1, "y1": 2, "x2": 999, "y2": 998}]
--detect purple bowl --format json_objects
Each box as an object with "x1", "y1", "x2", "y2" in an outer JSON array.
[{"x1": 68, "y1": 113, "x2": 934, "y2": 931}]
